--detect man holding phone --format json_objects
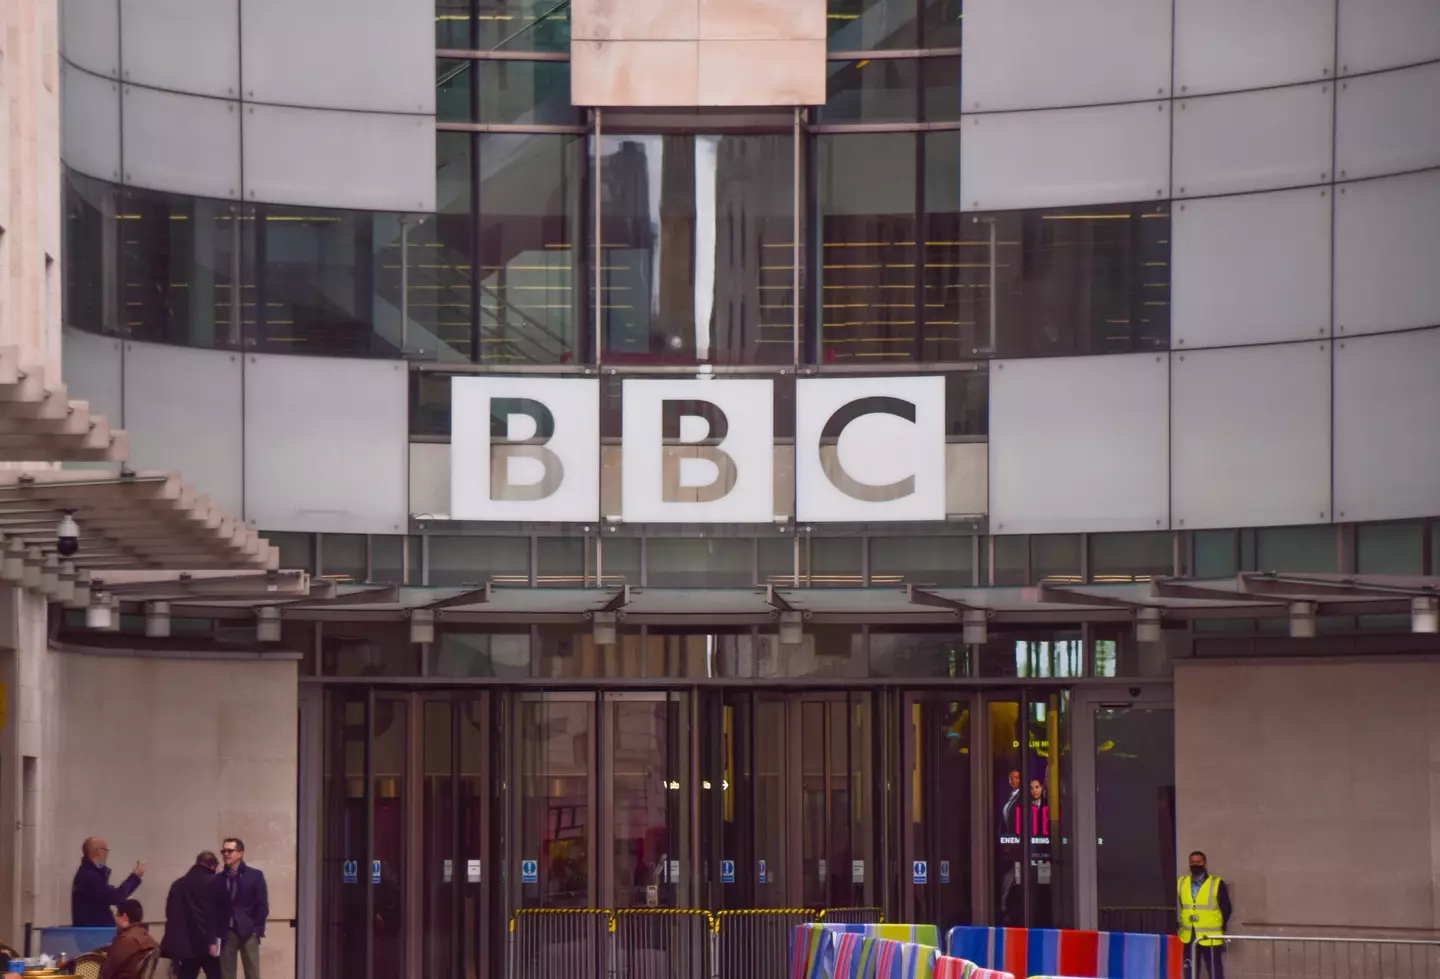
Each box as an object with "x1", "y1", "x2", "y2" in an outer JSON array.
[{"x1": 72, "y1": 837, "x2": 145, "y2": 927}]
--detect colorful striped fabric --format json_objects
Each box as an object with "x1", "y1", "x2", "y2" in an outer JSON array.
[
  {"x1": 945, "y1": 927, "x2": 1184, "y2": 979},
  {"x1": 871, "y1": 938, "x2": 938, "y2": 979},
  {"x1": 795, "y1": 923, "x2": 945, "y2": 979},
  {"x1": 934, "y1": 954, "x2": 1015, "y2": 979},
  {"x1": 833, "y1": 933, "x2": 876, "y2": 979}
]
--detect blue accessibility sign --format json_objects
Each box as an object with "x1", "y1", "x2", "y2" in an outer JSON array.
[
  {"x1": 912, "y1": 860, "x2": 928, "y2": 885},
  {"x1": 372, "y1": 860, "x2": 382, "y2": 884},
  {"x1": 758, "y1": 859, "x2": 768, "y2": 884},
  {"x1": 342, "y1": 860, "x2": 357, "y2": 884},
  {"x1": 720, "y1": 860, "x2": 736, "y2": 884},
  {"x1": 521, "y1": 859, "x2": 539, "y2": 884},
  {"x1": 940, "y1": 860, "x2": 951, "y2": 884}
]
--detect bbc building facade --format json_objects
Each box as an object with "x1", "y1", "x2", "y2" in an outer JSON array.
[{"x1": 30, "y1": 0, "x2": 1440, "y2": 978}]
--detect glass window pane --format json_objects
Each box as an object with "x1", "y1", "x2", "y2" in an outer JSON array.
[
  {"x1": 537, "y1": 537, "x2": 585, "y2": 586},
  {"x1": 598, "y1": 536, "x2": 640, "y2": 586},
  {"x1": 429, "y1": 631, "x2": 532, "y2": 677},
  {"x1": 428, "y1": 535, "x2": 530, "y2": 586},
  {"x1": 1033, "y1": 535, "x2": 1082, "y2": 581},
  {"x1": 922, "y1": 0, "x2": 962, "y2": 47},
  {"x1": 821, "y1": 59, "x2": 920, "y2": 124},
  {"x1": 436, "y1": 58, "x2": 472, "y2": 122},
  {"x1": 826, "y1": 0, "x2": 919, "y2": 50},
  {"x1": 869, "y1": 633, "x2": 970, "y2": 677},
  {"x1": 435, "y1": 131, "x2": 475, "y2": 360},
  {"x1": 478, "y1": 133, "x2": 584, "y2": 364},
  {"x1": 759, "y1": 537, "x2": 802, "y2": 586},
  {"x1": 65, "y1": 170, "x2": 118, "y2": 333},
  {"x1": 478, "y1": 61, "x2": 577, "y2": 125},
  {"x1": 476, "y1": 0, "x2": 571, "y2": 52},
  {"x1": 436, "y1": 0, "x2": 473, "y2": 48},
  {"x1": 599, "y1": 134, "x2": 795, "y2": 366},
  {"x1": 992, "y1": 535, "x2": 1028, "y2": 586},
  {"x1": 812, "y1": 536, "x2": 863, "y2": 587},
  {"x1": 1256, "y1": 525, "x2": 1337, "y2": 573},
  {"x1": 1089, "y1": 532, "x2": 1173, "y2": 581},
  {"x1": 924, "y1": 130, "x2": 966, "y2": 361},
  {"x1": 958, "y1": 203, "x2": 1171, "y2": 360},
  {"x1": 945, "y1": 371, "x2": 988, "y2": 436},
  {"x1": 321, "y1": 623, "x2": 419, "y2": 676},
  {"x1": 411, "y1": 371, "x2": 452, "y2": 437},
  {"x1": 817, "y1": 132, "x2": 917, "y2": 362},
  {"x1": 1356, "y1": 522, "x2": 1424, "y2": 574},
  {"x1": 646, "y1": 538, "x2": 753, "y2": 587},
  {"x1": 921, "y1": 57, "x2": 960, "y2": 122},
  {"x1": 264, "y1": 531, "x2": 314, "y2": 572},
  {"x1": 372, "y1": 535, "x2": 416, "y2": 584},
  {"x1": 869, "y1": 536, "x2": 974, "y2": 586},
  {"x1": 320, "y1": 534, "x2": 367, "y2": 582},
  {"x1": 119, "y1": 185, "x2": 242, "y2": 348},
  {"x1": 1192, "y1": 530, "x2": 1237, "y2": 578}
]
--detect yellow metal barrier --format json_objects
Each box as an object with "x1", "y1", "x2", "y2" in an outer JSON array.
[
  {"x1": 714, "y1": 908, "x2": 817, "y2": 979},
  {"x1": 508, "y1": 908, "x2": 613, "y2": 979},
  {"x1": 817, "y1": 907, "x2": 884, "y2": 924}
]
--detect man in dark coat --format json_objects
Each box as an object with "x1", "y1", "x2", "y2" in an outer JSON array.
[
  {"x1": 162, "y1": 852, "x2": 221, "y2": 979},
  {"x1": 72, "y1": 837, "x2": 145, "y2": 927},
  {"x1": 213, "y1": 838, "x2": 268, "y2": 979}
]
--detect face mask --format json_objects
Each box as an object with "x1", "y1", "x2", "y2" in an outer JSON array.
[{"x1": 1191, "y1": 866, "x2": 1206, "y2": 878}]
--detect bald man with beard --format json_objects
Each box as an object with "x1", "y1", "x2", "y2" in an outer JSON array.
[{"x1": 72, "y1": 837, "x2": 145, "y2": 927}]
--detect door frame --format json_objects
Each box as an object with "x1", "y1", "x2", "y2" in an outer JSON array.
[{"x1": 1071, "y1": 684, "x2": 1174, "y2": 931}]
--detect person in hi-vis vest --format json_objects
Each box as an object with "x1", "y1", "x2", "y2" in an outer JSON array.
[{"x1": 1178, "y1": 851, "x2": 1233, "y2": 979}]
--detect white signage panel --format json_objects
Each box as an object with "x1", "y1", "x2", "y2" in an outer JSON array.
[
  {"x1": 621, "y1": 378, "x2": 774, "y2": 524},
  {"x1": 795, "y1": 375, "x2": 947, "y2": 522},
  {"x1": 450, "y1": 376, "x2": 599, "y2": 522}
]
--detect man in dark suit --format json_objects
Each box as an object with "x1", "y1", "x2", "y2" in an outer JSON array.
[
  {"x1": 72, "y1": 837, "x2": 145, "y2": 927},
  {"x1": 162, "y1": 851, "x2": 221, "y2": 979},
  {"x1": 213, "y1": 838, "x2": 268, "y2": 979}
]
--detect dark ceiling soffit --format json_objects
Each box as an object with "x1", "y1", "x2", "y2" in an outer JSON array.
[
  {"x1": 906, "y1": 584, "x2": 976, "y2": 613},
  {"x1": 1150, "y1": 579, "x2": 1282, "y2": 604},
  {"x1": 294, "y1": 584, "x2": 400, "y2": 607},
  {"x1": 1033, "y1": 583, "x2": 1154, "y2": 611},
  {"x1": 426, "y1": 583, "x2": 492, "y2": 610}
]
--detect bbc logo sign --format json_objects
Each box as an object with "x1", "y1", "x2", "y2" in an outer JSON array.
[{"x1": 450, "y1": 376, "x2": 947, "y2": 524}]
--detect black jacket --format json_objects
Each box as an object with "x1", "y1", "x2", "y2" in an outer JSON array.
[
  {"x1": 213, "y1": 863, "x2": 269, "y2": 941},
  {"x1": 71, "y1": 860, "x2": 142, "y2": 927},
  {"x1": 161, "y1": 865, "x2": 218, "y2": 960}
]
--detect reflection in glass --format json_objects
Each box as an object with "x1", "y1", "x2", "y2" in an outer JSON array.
[
  {"x1": 921, "y1": 56, "x2": 962, "y2": 121},
  {"x1": 1096, "y1": 707, "x2": 1175, "y2": 935},
  {"x1": 908, "y1": 695, "x2": 970, "y2": 931},
  {"x1": 921, "y1": 0, "x2": 963, "y2": 47},
  {"x1": 608, "y1": 695, "x2": 691, "y2": 908},
  {"x1": 371, "y1": 697, "x2": 408, "y2": 977},
  {"x1": 516, "y1": 696, "x2": 593, "y2": 907},
  {"x1": 870, "y1": 632, "x2": 970, "y2": 677},
  {"x1": 1357, "y1": 522, "x2": 1424, "y2": 574},
  {"x1": 1256, "y1": 524, "x2": 1337, "y2": 573},
  {"x1": 816, "y1": 133, "x2": 917, "y2": 360},
  {"x1": 118, "y1": 186, "x2": 245, "y2": 348},
  {"x1": 826, "y1": 0, "x2": 918, "y2": 49},
  {"x1": 436, "y1": 132, "x2": 476, "y2": 359},
  {"x1": 430, "y1": 632, "x2": 532, "y2": 677},
  {"x1": 870, "y1": 536, "x2": 974, "y2": 587},
  {"x1": 537, "y1": 537, "x2": 586, "y2": 586},
  {"x1": 599, "y1": 134, "x2": 794, "y2": 365},
  {"x1": 952, "y1": 203, "x2": 1171, "y2": 358},
  {"x1": 799, "y1": 697, "x2": 875, "y2": 910},
  {"x1": 822, "y1": 59, "x2": 920, "y2": 123},
  {"x1": 429, "y1": 536, "x2": 530, "y2": 586},
  {"x1": 477, "y1": 0, "x2": 572, "y2": 52},
  {"x1": 436, "y1": 58, "x2": 472, "y2": 122},
  {"x1": 1089, "y1": 532, "x2": 1174, "y2": 581},
  {"x1": 478, "y1": 134, "x2": 584, "y2": 363},
  {"x1": 990, "y1": 699, "x2": 1025, "y2": 926},
  {"x1": 477, "y1": 61, "x2": 577, "y2": 124},
  {"x1": 321, "y1": 695, "x2": 366, "y2": 979},
  {"x1": 646, "y1": 538, "x2": 753, "y2": 587},
  {"x1": 422, "y1": 700, "x2": 455, "y2": 979}
]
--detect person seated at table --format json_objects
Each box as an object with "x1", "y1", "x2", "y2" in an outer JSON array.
[{"x1": 99, "y1": 900, "x2": 156, "y2": 979}]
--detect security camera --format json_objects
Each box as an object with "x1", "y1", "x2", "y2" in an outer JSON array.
[{"x1": 56, "y1": 510, "x2": 80, "y2": 558}]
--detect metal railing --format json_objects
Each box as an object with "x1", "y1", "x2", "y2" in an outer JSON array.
[
  {"x1": 1100, "y1": 906, "x2": 1175, "y2": 935},
  {"x1": 508, "y1": 907, "x2": 879, "y2": 979},
  {"x1": 1191, "y1": 935, "x2": 1440, "y2": 979},
  {"x1": 818, "y1": 907, "x2": 885, "y2": 925}
]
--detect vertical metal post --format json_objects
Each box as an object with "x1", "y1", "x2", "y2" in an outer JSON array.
[
  {"x1": 987, "y1": 218, "x2": 998, "y2": 352},
  {"x1": 400, "y1": 217, "x2": 412, "y2": 355},
  {"x1": 792, "y1": 107, "x2": 802, "y2": 368},
  {"x1": 594, "y1": 109, "x2": 604, "y2": 368},
  {"x1": 229, "y1": 205, "x2": 243, "y2": 348}
]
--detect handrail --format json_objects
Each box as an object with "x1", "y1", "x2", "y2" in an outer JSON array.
[
  {"x1": 493, "y1": 0, "x2": 571, "y2": 52},
  {"x1": 1214, "y1": 933, "x2": 1440, "y2": 946}
]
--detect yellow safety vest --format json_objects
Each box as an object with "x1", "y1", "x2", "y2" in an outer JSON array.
[{"x1": 1177, "y1": 875, "x2": 1224, "y2": 946}]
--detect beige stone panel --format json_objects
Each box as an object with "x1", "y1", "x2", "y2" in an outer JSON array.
[
  {"x1": 572, "y1": 0, "x2": 699, "y2": 41},
  {"x1": 572, "y1": 40, "x2": 699, "y2": 107},
  {"x1": 698, "y1": 0, "x2": 825, "y2": 40},
  {"x1": 697, "y1": 39, "x2": 825, "y2": 106},
  {"x1": 945, "y1": 441, "x2": 988, "y2": 517}
]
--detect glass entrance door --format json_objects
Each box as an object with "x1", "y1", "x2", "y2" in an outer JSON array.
[{"x1": 900, "y1": 692, "x2": 976, "y2": 932}]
